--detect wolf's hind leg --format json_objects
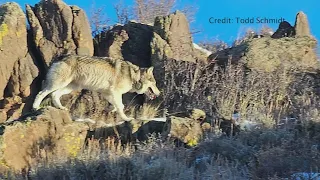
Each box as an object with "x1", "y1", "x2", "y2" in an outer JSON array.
[
  {"x1": 51, "y1": 85, "x2": 75, "y2": 110},
  {"x1": 33, "y1": 62, "x2": 73, "y2": 110},
  {"x1": 33, "y1": 88, "x2": 57, "y2": 110}
]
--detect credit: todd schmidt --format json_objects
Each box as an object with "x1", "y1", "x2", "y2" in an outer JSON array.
[{"x1": 209, "y1": 17, "x2": 285, "y2": 24}]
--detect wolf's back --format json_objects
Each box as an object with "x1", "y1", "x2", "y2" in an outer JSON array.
[{"x1": 46, "y1": 60, "x2": 74, "y2": 81}]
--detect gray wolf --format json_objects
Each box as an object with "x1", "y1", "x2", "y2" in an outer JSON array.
[{"x1": 32, "y1": 54, "x2": 160, "y2": 121}]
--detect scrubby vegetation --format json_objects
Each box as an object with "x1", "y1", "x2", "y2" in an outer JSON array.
[
  {"x1": 2, "y1": 123, "x2": 320, "y2": 179},
  {"x1": 0, "y1": 0, "x2": 320, "y2": 179},
  {"x1": 2, "y1": 54, "x2": 320, "y2": 179}
]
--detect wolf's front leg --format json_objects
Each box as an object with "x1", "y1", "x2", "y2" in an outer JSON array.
[{"x1": 115, "y1": 102, "x2": 134, "y2": 121}]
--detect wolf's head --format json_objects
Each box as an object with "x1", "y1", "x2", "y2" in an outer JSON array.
[{"x1": 133, "y1": 67, "x2": 160, "y2": 100}]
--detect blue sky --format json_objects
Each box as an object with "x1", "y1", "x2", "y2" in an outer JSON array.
[{"x1": 5, "y1": 0, "x2": 320, "y2": 46}]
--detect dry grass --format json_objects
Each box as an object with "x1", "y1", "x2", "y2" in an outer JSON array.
[
  {"x1": 2, "y1": 15, "x2": 320, "y2": 178},
  {"x1": 2, "y1": 124, "x2": 320, "y2": 179},
  {"x1": 2, "y1": 46, "x2": 318, "y2": 179},
  {"x1": 135, "y1": 103, "x2": 160, "y2": 119},
  {"x1": 162, "y1": 48, "x2": 320, "y2": 127}
]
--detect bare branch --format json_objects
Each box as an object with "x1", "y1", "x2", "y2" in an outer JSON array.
[
  {"x1": 113, "y1": 0, "x2": 133, "y2": 24},
  {"x1": 89, "y1": 2, "x2": 110, "y2": 36}
]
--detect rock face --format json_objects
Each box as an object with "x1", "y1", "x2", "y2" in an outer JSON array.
[
  {"x1": 244, "y1": 37, "x2": 318, "y2": 72},
  {"x1": 271, "y1": 21, "x2": 295, "y2": 39},
  {"x1": 94, "y1": 22, "x2": 154, "y2": 67},
  {"x1": 294, "y1": 11, "x2": 311, "y2": 37},
  {"x1": 152, "y1": 11, "x2": 208, "y2": 63},
  {"x1": 0, "y1": 0, "x2": 97, "y2": 123},
  {"x1": 153, "y1": 11, "x2": 194, "y2": 62},
  {"x1": 0, "y1": 107, "x2": 204, "y2": 171},
  {"x1": 272, "y1": 11, "x2": 312, "y2": 39},
  {"x1": 94, "y1": 11, "x2": 208, "y2": 67},
  {"x1": 0, "y1": 3, "x2": 30, "y2": 99},
  {"x1": 149, "y1": 11, "x2": 208, "y2": 101},
  {"x1": 167, "y1": 115, "x2": 203, "y2": 146},
  {"x1": 209, "y1": 11, "x2": 318, "y2": 72},
  {"x1": 0, "y1": 107, "x2": 89, "y2": 171},
  {"x1": 26, "y1": 0, "x2": 94, "y2": 68},
  {"x1": 0, "y1": 3, "x2": 40, "y2": 122},
  {"x1": 209, "y1": 36, "x2": 318, "y2": 72}
]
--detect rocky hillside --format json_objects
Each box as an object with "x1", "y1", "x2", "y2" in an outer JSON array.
[
  {"x1": 208, "y1": 11, "x2": 318, "y2": 72},
  {"x1": 0, "y1": 0, "x2": 210, "y2": 172},
  {"x1": 0, "y1": 0, "x2": 319, "y2": 176}
]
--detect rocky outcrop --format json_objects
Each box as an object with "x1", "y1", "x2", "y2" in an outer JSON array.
[
  {"x1": 94, "y1": 11, "x2": 208, "y2": 67},
  {"x1": 0, "y1": 0, "x2": 97, "y2": 123},
  {"x1": 0, "y1": 0, "x2": 98, "y2": 123},
  {"x1": 0, "y1": 3, "x2": 31, "y2": 99},
  {"x1": 94, "y1": 22, "x2": 154, "y2": 67},
  {"x1": 153, "y1": 11, "x2": 194, "y2": 62},
  {"x1": 271, "y1": 21, "x2": 295, "y2": 39},
  {"x1": 0, "y1": 107, "x2": 89, "y2": 171},
  {"x1": 243, "y1": 36, "x2": 318, "y2": 72},
  {"x1": 209, "y1": 36, "x2": 318, "y2": 72},
  {"x1": 0, "y1": 3, "x2": 40, "y2": 122},
  {"x1": 294, "y1": 11, "x2": 311, "y2": 37},
  {"x1": 149, "y1": 11, "x2": 209, "y2": 104},
  {"x1": 0, "y1": 107, "x2": 204, "y2": 171},
  {"x1": 149, "y1": 32, "x2": 172, "y2": 91},
  {"x1": 208, "y1": 11, "x2": 319, "y2": 72},
  {"x1": 272, "y1": 11, "x2": 312, "y2": 39},
  {"x1": 26, "y1": 0, "x2": 94, "y2": 68},
  {"x1": 70, "y1": 5, "x2": 94, "y2": 56},
  {"x1": 153, "y1": 11, "x2": 208, "y2": 62}
]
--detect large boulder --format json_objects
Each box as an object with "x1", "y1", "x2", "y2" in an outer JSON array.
[
  {"x1": 153, "y1": 11, "x2": 207, "y2": 62},
  {"x1": 26, "y1": 0, "x2": 94, "y2": 68},
  {"x1": 150, "y1": 11, "x2": 208, "y2": 104},
  {"x1": 94, "y1": 21, "x2": 154, "y2": 67},
  {"x1": 209, "y1": 36, "x2": 318, "y2": 72},
  {"x1": 272, "y1": 11, "x2": 312, "y2": 39},
  {"x1": 0, "y1": 107, "x2": 89, "y2": 171},
  {"x1": 294, "y1": 11, "x2": 312, "y2": 37},
  {"x1": 0, "y1": 107, "x2": 204, "y2": 172},
  {"x1": 208, "y1": 12, "x2": 319, "y2": 73},
  {"x1": 271, "y1": 21, "x2": 295, "y2": 39},
  {"x1": 166, "y1": 115, "x2": 203, "y2": 146},
  {"x1": 0, "y1": 3, "x2": 40, "y2": 122},
  {"x1": 0, "y1": 3, "x2": 29, "y2": 99}
]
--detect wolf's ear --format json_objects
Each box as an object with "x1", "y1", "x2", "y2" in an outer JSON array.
[
  {"x1": 147, "y1": 67, "x2": 154, "y2": 75},
  {"x1": 130, "y1": 65, "x2": 141, "y2": 82}
]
